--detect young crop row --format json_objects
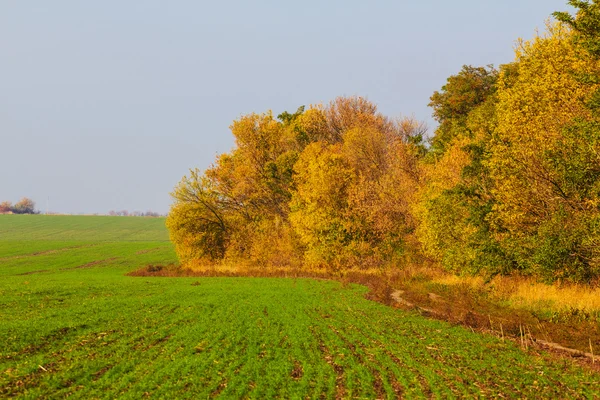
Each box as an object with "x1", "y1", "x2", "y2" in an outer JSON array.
[{"x1": 2, "y1": 271, "x2": 599, "y2": 397}]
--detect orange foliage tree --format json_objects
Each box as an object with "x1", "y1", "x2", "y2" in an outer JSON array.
[{"x1": 168, "y1": 98, "x2": 426, "y2": 270}]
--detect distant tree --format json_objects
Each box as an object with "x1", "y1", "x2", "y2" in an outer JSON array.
[
  {"x1": 0, "y1": 201, "x2": 12, "y2": 214},
  {"x1": 108, "y1": 209, "x2": 162, "y2": 217},
  {"x1": 12, "y1": 198, "x2": 36, "y2": 214}
]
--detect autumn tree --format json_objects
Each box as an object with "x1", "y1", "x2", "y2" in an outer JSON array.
[
  {"x1": 290, "y1": 142, "x2": 354, "y2": 269},
  {"x1": 167, "y1": 107, "x2": 310, "y2": 266},
  {"x1": 0, "y1": 201, "x2": 12, "y2": 214},
  {"x1": 167, "y1": 169, "x2": 229, "y2": 262},
  {"x1": 290, "y1": 97, "x2": 425, "y2": 270},
  {"x1": 11, "y1": 198, "x2": 36, "y2": 214},
  {"x1": 168, "y1": 96, "x2": 426, "y2": 271},
  {"x1": 486, "y1": 20, "x2": 600, "y2": 282}
]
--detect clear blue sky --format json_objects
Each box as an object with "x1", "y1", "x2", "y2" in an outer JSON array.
[{"x1": 0, "y1": 1, "x2": 572, "y2": 214}]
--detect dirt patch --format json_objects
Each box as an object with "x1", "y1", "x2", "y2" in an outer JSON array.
[
  {"x1": 16, "y1": 269, "x2": 50, "y2": 276},
  {"x1": 92, "y1": 365, "x2": 112, "y2": 381},
  {"x1": 135, "y1": 248, "x2": 161, "y2": 255},
  {"x1": 210, "y1": 379, "x2": 228, "y2": 398},
  {"x1": 290, "y1": 361, "x2": 303, "y2": 380},
  {"x1": 148, "y1": 334, "x2": 172, "y2": 350}
]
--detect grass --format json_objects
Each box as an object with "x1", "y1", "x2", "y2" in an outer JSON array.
[
  {"x1": 431, "y1": 273, "x2": 600, "y2": 317},
  {"x1": 0, "y1": 215, "x2": 169, "y2": 242},
  {"x1": 1, "y1": 215, "x2": 599, "y2": 398}
]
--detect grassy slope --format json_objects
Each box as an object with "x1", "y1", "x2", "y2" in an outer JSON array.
[{"x1": 0, "y1": 215, "x2": 598, "y2": 399}]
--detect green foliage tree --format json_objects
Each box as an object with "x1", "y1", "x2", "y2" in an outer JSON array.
[
  {"x1": 428, "y1": 65, "x2": 498, "y2": 154},
  {"x1": 555, "y1": 0, "x2": 600, "y2": 58},
  {"x1": 416, "y1": 64, "x2": 506, "y2": 277}
]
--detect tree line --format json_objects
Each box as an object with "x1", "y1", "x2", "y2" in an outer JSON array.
[
  {"x1": 0, "y1": 198, "x2": 37, "y2": 214},
  {"x1": 168, "y1": 1, "x2": 600, "y2": 284},
  {"x1": 108, "y1": 210, "x2": 163, "y2": 217}
]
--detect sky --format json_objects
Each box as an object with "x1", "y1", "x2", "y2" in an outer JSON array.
[{"x1": 0, "y1": 1, "x2": 573, "y2": 214}]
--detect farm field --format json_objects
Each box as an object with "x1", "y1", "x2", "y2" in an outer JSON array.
[{"x1": 1, "y1": 215, "x2": 599, "y2": 398}]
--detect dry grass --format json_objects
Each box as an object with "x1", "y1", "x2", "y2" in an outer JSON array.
[
  {"x1": 491, "y1": 276, "x2": 600, "y2": 314},
  {"x1": 431, "y1": 272, "x2": 600, "y2": 315}
]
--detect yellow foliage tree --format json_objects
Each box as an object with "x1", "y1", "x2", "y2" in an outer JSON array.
[
  {"x1": 290, "y1": 98, "x2": 425, "y2": 270},
  {"x1": 289, "y1": 142, "x2": 355, "y2": 269},
  {"x1": 488, "y1": 22, "x2": 600, "y2": 281},
  {"x1": 168, "y1": 108, "x2": 307, "y2": 267}
]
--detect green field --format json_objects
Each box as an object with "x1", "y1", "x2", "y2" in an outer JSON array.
[{"x1": 1, "y1": 215, "x2": 599, "y2": 398}]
